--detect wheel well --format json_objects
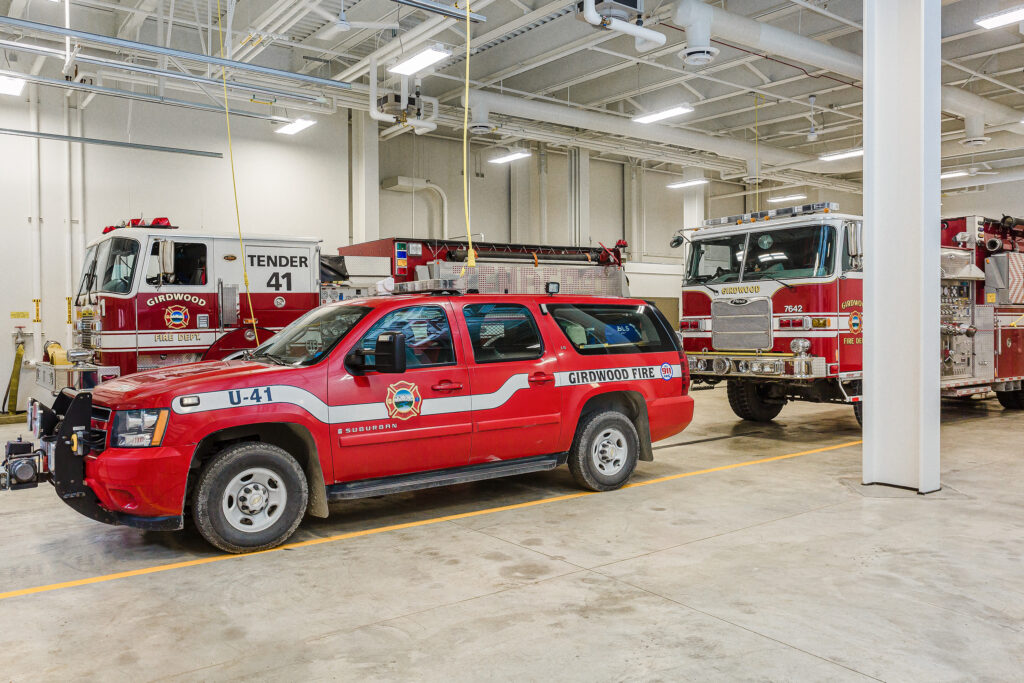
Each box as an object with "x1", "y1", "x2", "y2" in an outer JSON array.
[
  {"x1": 577, "y1": 391, "x2": 654, "y2": 461},
  {"x1": 186, "y1": 423, "x2": 328, "y2": 518}
]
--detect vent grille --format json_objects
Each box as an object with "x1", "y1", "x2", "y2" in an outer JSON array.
[
  {"x1": 80, "y1": 312, "x2": 95, "y2": 349},
  {"x1": 711, "y1": 298, "x2": 772, "y2": 350}
]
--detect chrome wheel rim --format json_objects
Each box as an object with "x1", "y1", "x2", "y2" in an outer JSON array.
[
  {"x1": 591, "y1": 427, "x2": 628, "y2": 476},
  {"x1": 222, "y1": 467, "x2": 287, "y2": 533}
]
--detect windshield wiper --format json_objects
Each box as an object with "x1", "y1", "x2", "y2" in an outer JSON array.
[
  {"x1": 253, "y1": 352, "x2": 289, "y2": 366},
  {"x1": 749, "y1": 271, "x2": 795, "y2": 290}
]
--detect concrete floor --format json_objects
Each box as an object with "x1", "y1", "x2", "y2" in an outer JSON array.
[{"x1": 0, "y1": 390, "x2": 1021, "y2": 681}]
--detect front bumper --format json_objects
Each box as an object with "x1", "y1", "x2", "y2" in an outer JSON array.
[{"x1": 687, "y1": 353, "x2": 828, "y2": 380}]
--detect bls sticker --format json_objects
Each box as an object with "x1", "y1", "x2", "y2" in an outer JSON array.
[
  {"x1": 660, "y1": 362, "x2": 673, "y2": 381},
  {"x1": 164, "y1": 305, "x2": 190, "y2": 329},
  {"x1": 849, "y1": 311, "x2": 863, "y2": 334},
  {"x1": 386, "y1": 381, "x2": 422, "y2": 420}
]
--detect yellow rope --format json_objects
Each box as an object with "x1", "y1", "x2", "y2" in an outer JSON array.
[
  {"x1": 216, "y1": 0, "x2": 260, "y2": 346},
  {"x1": 462, "y1": 0, "x2": 475, "y2": 267}
]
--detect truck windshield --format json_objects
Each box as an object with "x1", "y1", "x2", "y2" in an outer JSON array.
[
  {"x1": 686, "y1": 225, "x2": 835, "y2": 284},
  {"x1": 76, "y1": 237, "x2": 141, "y2": 301},
  {"x1": 251, "y1": 304, "x2": 370, "y2": 366}
]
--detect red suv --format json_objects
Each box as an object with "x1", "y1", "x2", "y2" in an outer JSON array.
[{"x1": 10, "y1": 293, "x2": 694, "y2": 552}]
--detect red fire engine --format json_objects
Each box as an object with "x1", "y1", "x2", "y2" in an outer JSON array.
[
  {"x1": 5, "y1": 285, "x2": 691, "y2": 552},
  {"x1": 675, "y1": 202, "x2": 1024, "y2": 423}
]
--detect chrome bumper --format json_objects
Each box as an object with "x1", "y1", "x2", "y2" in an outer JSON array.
[{"x1": 688, "y1": 353, "x2": 828, "y2": 380}]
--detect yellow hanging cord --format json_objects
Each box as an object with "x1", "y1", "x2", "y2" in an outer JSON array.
[
  {"x1": 216, "y1": 0, "x2": 260, "y2": 346},
  {"x1": 462, "y1": 0, "x2": 475, "y2": 267}
]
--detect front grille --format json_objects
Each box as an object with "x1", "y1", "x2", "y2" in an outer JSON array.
[
  {"x1": 91, "y1": 405, "x2": 112, "y2": 423},
  {"x1": 711, "y1": 298, "x2": 772, "y2": 350}
]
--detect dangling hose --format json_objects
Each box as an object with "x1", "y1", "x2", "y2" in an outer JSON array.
[{"x1": 3, "y1": 342, "x2": 25, "y2": 415}]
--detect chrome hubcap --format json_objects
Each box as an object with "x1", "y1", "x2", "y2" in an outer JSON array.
[
  {"x1": 222, "y1": 467, "x2": 286, "y2": 533},
  {"x1": 591, "y1": 427, "x2": 628, "y2": 476}
]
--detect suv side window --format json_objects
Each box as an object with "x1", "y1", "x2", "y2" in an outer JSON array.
[
  {"x1": 359, "y1": 305, "x2": 456, "y2": 368},
  {"x1": 463, "y1": 303, "x2": 543, "y2": 363},
  {"x1": 549, "y1": 303, "x2": 675, "y2": 355},
  {"x1": 146, "y1": 242, "x2": 208, "y2": 286}
]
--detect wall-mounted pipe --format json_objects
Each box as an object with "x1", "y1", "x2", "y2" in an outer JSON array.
[
  {"x1": 381, "y1": 176, "x2": 449, "y2": 239},
  {"x1": 28, "y1": 83, "x2": 43, "y2": 358},
  {"x1": 63, "y1": 96, "x2": 73, "y2": 346},
  {"x1": 581, "y1": 0, "x2": 666, "y2": 53}
]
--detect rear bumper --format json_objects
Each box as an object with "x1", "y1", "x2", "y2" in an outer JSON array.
[{"x1": 648, "y1": 395, "x2": 695, "y2": 443}]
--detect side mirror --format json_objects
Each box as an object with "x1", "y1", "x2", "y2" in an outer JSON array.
[
  {"x1": 669, "y1": 235, "x2": 685, "y2": 249},
  {"x1": 345, "y1": 333, "x2": 407, "y2": 375},
  {"x1": 157, "y1": 240, "x2": 175, "y2": 277},
  {"x1": 845, "y1": 222, "x2": 863, "y2": 258}
]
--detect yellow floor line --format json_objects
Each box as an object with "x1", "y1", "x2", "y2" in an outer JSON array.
[{"x1": 0, "y1": 439, "x2": 862, "y2": 602}]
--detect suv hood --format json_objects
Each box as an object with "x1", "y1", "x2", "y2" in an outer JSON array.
[{"x1": 92, "y1": 360, "x2": 293, "y2": 408}]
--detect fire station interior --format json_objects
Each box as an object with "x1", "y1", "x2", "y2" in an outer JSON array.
[{"x1": 1, "y1": 0, "x2": 1023, "y2": 679}]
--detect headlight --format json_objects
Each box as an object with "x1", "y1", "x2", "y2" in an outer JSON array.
[
  {"x1": 112, "y1": 409, "x2": 169, "y2": 448},
  {"x1": 790, "y1": 338, "x2": 811, "y2": 355},
  {"x1": 736, "y1": 360, "x2": 751, "y2": 373}
]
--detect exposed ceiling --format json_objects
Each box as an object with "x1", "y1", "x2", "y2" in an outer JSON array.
[{"x1": 3, "y1": 0, "x2": 1024, "y2": 198}]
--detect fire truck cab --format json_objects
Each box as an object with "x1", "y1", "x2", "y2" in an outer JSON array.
[{"x1": 5, "y1": 282, "x2": 692, "y2": 553}]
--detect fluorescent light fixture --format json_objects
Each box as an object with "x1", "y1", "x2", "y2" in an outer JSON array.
[
  {"x1": 0, "y1": 75, "x2": 26, "y2": 97},
  {"x1": 632, "y1": 105, "x2": 694, "y2": 124},
  {"x1": 275, "y1": 118, "x2": 316, "y2": 135},
  {"x1": 768, "y1": 194, "x2": 806, "y2": 203},
  {"x1": 818, "y1": 147, "x2": 863, "y2": 162},
  {"x1": 940, "y1": 170, "x2": 969, "y2": 179},
  {"x1": 975, "y1": 5, "x2": 1024, "y2": 29},
  {"x1": 392, "y1": 0, "x2": 486, "y2": 23},
  {"x1": 666, "y1": 178, "x2": 709, "y2": 189},
  {"x1": 489, "y1": 150, "x2": 531, "y2": 164},
  {"x1": 388, "y1": 46, "x2": 452, "y2": 76}
]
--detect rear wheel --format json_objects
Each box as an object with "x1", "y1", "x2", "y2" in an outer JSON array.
[
  {"x1": 192, "y1": 441, "x2": 308, "y2": 553},
  {"x1": 568, "y1": 410, "x2": 640, "y2": 492},
  {"x1": 995, "y1": 390, "x2": 1024, "y2": 410},
  {"x1": 853, "y1": 401, "x2": 863, "y2": 426},
  {"x1": 727, "y1": 380, "x2": 786, "y2": 422}
]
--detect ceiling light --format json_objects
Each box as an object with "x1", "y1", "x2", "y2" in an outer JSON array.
[
  {"x1": 489, "y1": 150, "x2": 531, "y2": 164},
  {"x1": 632, "y1": 105, "x2": 694, "y2": 124},
  {"x1": 768, "y1": 194, "x2": 806, "y2": 203},
  {"x1": 940, "y1": 170, "x2": 969, "y2": 179},
  {"x1": 666, "y1": 178, "x2": 709, "y2": 189},
  {"x1": 975, "y1": 5, "x2": 1024, "y2": 29},
  {"x1": 0, "y1": 75, "x2": 26, "y2": 97},
  {"x1": 818, "y1": 147, "x2": 863, "y2": 162},
  {"x1": 274, "y1": 118, "x2": 316, "y2": 135},
  {"x1": 388, "y1": 46, "x2": 451, "y2": 76}
]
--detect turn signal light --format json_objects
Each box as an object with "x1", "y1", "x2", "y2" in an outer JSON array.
[
  {"x1": 679, "y1": 319, "x2": 703, "y2": 331},
  {"x1": 811, "y1": 317, "x2": 829, "y2": 329}
]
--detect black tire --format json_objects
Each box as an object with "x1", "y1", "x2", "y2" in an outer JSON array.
[
  {"x1": 192, "y1": 442, "x2": 308, "y2": 553},
  {"x1": 726, "y1": 380, "x2": 786, "y2": 422},
  {"x1": 995, "y1": 390, "x2": 1024, "y2": 410},
  {"x1": 568, "y1": 410, "x2": 640, "y2": 492},
  {"x1": 853, "y1": 401, "x2": 863, "y2": 426}
]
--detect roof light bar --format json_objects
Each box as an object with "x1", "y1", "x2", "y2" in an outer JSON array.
[
  {"x1": 767, "y1": 193, "x2": 807, "y2": 203},
  {"x1": 388, "y1": 46, "x2": 452, "y2": 76},
  {"x1": 392, "y1": 0, "x2": 486, "y2": 23},
  {"x1": 0, "y1": 74, "x2": 26, "y2": 96},
  {"x1": 275, "y1": 118, "x2": 317, "y2": 135},
  {"x1": 940, "y1": 170, "x2": 969, "y2": 179},
  {"x1": 632, "y1": 104, "x2": 694, "y2": 124},
  {"x1": 702, "y1": 202, "x2": 839, "y2": 228},
  {"x1": 818, "y1": 148, "x2": 863, "y2": 162},
  {"x1": 975, "y1": 5, "x2": 1024, "y2": 29},
  {"x1": 666, "y1": 178, "x2": 708, "y2": 189},
  {"x1": 488, "y1": 150, "x2": 531, "y2": 164}
]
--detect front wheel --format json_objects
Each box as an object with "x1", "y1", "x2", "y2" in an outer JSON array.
[
  {"x1": 727, "y1": 380, "x2": 786, "y2": 422},
  {"x1": 995, "y1": 390, "x2": 1024, "y2": 410},
  {"x1": 568, "y1": 411, "x2": 640, "y2": 492},
  {"x1": 192, "y1": 442, "x2": 308, "y2": 553}
]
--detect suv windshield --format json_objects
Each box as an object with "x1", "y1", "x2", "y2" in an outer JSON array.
[
  {"x1": 251, "y1": 304, "x2": 370, "y2": 366},
  {"x1": 77, "y1": 237, "x2": 141, "y2": 302},
  {"x1": 686, "y1": 225, "x2": 835, "y2": 284}
]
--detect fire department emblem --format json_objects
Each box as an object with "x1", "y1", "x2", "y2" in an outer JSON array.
[
  {"x1": 849, "y1": 311, "x2": 862, "y2": 334},
  {"x1": 164, "y1": 305, "x2": 190, "y2": 329},
  {"x1": 385, "y1": 381, "x2": 422, "y2": 420}
]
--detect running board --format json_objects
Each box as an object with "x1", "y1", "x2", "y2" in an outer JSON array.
[{"x1": 326, "y1": 454, "x2": 561, "y2": 501}]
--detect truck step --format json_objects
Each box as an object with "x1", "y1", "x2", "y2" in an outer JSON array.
[{"x1": 326, "y1": 454, "x2": 561, "y2": 501}]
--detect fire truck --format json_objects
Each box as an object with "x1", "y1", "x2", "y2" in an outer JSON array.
[
  {"x1": 39, "y1": 224, "x2": 628, "y2": 393},
  {"x1": 674, "y1": 202, "x2": 1024, "y2": 423}
]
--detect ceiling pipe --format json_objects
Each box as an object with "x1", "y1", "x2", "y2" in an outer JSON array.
[
  {"x1": 671, "y1": 0, "x2": 1024, "y2": 142},
  {"x1": 581, "y1": 0, "x2": 666, "y2": 53}
]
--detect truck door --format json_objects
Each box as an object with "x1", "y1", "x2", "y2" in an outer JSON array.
[
  {"x1": 457, "y1": 302, "x2": 561, "y2": 464},
  {"x1": 329, "y1": 302, "x2": 472, "y2": 481}
]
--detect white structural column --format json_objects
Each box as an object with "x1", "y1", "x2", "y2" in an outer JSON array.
[
  {"x1": 350, "y1": 111, "x2": 380, "y2": 244},
  {"x1": 509, "y1": 143, "x2": 547, "y2": 244},
  {"x1": 567, "y1": 147, "x2": 590, "y2": 246},
  {"x1": 680, "y1": 167, "x2": 706, "y2": 229},
  {"x1": 863, "y1": 0, "x2": 941, "y2": 493},
  {"x1": 624, "y1": 160, "x2": 644, "y2": 258}
]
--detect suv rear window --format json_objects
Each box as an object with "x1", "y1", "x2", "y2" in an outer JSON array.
[{"x1": 549, "y1": 303, "x2": 675, "y2": 355}]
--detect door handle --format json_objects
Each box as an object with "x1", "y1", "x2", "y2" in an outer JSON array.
[
  {"x1": 528, "y1": 372, "x2": 555, "y2": 385},
  {"x1": 431, "y1": 381, "x2": 464, "y2": 392}
]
